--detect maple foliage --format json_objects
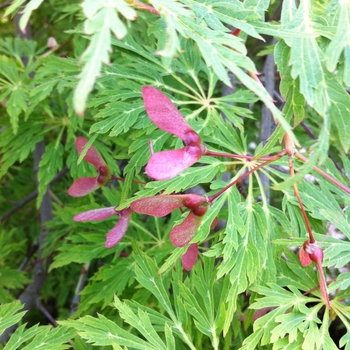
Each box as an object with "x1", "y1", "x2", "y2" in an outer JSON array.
[{"x1": 1, "y1": 1, "x2": 350, "y2": 349}]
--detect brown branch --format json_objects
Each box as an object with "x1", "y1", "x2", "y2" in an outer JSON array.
[
  {"x1": 0, "y1": 167, "x2": 68, "y2": 222},
  {"x1": 70, "y1": 262, "x2": 91, "y2": 316},
  {"x1": 259, "y1": 40, "x2": 277, "y2": 204},
  {"x1": 0, "y1": 9, "x2": 54, "y2": 343}
]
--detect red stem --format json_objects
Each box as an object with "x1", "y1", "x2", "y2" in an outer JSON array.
[
  {"x1": 205, "y1": 150, "x2": 286, "y2": 162},
  {"x1": 111, "y1": 175, "x2": 147, "y2": 185},
  {"x1": 288, "y1": 158, "x2": 315, "y2": 243},
  {"x1": 207, "y1": 158, "x2": 277, "y2": 202},
  {"x1": 316, "y1": 260, "x2": 331, "y2": 310},
  {"x1": 132, "y1": 0, "x2": 160, "y2": 15},
  {"x1": 295, "y1": 152, "x2": 350, "y2": 195}
]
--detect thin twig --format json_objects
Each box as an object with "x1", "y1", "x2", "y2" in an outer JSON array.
[
  {"x1": 0, "y1": 0, "x2": 11, "y2": 9},
  {"x1": 0, "y1": 167, "x2": 68, "y2": 222},
  {"x1": 36, "y1": 299, "x2": 57, "y2": 326},
  {"x1": 70, "y1": 262, "x2": 91, "y2": 316}
]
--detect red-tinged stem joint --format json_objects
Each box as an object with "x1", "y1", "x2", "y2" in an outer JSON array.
[{"x1": 207, "y1": 157, "x2": 279, "y2": 203}]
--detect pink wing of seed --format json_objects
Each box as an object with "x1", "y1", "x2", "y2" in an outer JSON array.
[
  {"x1": 105, "y1": 209, "x2": 132, "y2": 248},
  {"x1": 76, "y1": 136, "x2": 107, "y2": 169},
  {"x1": 145, "y1": 147, "x2": 201, "y2": 180},
  {"x1": 170, "y1": 211, "x2": 203, "y2": 247},
  {"x1": 73, "y1": 206, "x2": 117, "y2": 221},
  {"x1": 142, "y1": 86, "x2": 194, "y2": 141},
  {"x1": 181, "y1": 243, "x2": 199, "y2": 271},
  {"x1": 68, "y1": 177, "x2": 101, "y2": 197}
]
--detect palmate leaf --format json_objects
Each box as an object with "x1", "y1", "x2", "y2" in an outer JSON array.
[
  {"x1": 176, "y1": 258, "x2": 230, "y2": 348},
  {"x1": 325, "y1": 0, "x2": 350, "y2": 84},
  {"x1": 132, "y1": 244, "x2": 176, "y2": 320},
  {"x1": 243, "y1": 284, "x2": 323, "y2": 348},
  {"x1": 246, "y1": 278, "x2": 340, "y2": 349},
  {"x1": 148, "y1": 0, "x2": 190, "y2": 60},
  {"x1": 280, "y1": 0, "x2": 350, "y2": 153},
  {"x1": 90, "y1": 102, "x2": 144, "y2": 136},
  {"x1": 114, "y1": 300, "x2": 177, "y2": 350},
  {"x1": 275, "y1": 249, "x2": 320, "y2": 294},
  {"x1": 298, "y1": 181, "x2": 350, "y2": 240},
  {"x1": 60, "y1": 315, "x2": 156, "y2": 349},
  {"x1": 49, "y1": 230, "x2": 126, "y2": 270},
  {"x1": 4, "y1": 325, "x2": 75, "y2": 350},
  {"x1": 76, "y1": 258, "x2": 135, "y2": 314},
  {"x1": 0, "y1": 36, "x2": 37, "y2": 63},
  {"x1": 323, "y1": 238, "x2": 350, "y2": 270},
  {"x1": 132, "y1": 246, "x2": 199, "y2": 349},
  {"x1": 205, "y1": 201, "x2": 278, "y2": 335},
  {"x1": 182, "y1": 0, "x2": 262, "y2": 39},
  {"x1": 172, "y1": 13, "x2": 295, "y2": 142},
  {"x1": 0, "y1": 56, "x2": 28, "y2": 133},
  {"x1": 0, "y1": 118, "x2": 44, "y2": 178},
  {"x1": 215, "y1": 201, "x2": 273, "y2": 281},
  {"x1": 113, "y1": 297, "x2": 168, "y2": 350},
  {"x1": 28, "y1": 56, "x2": 80, "y2": 115},
  {"x1": 275, "y1": 40, "x2": 305, "y2": 127}
]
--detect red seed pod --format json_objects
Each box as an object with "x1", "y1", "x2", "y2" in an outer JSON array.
[
  {"x1": 183, "y1": 194, "x2": 202, "y2": 210},
  {"x1": 303, "y1": 240, "x2": 324, "y2": 263},
  {"x1": 210, "y1": 217, "x2": 219, "y2": 230},
  {"x1": 97, "y1": 174, "x2": 107, "y2": 184},
  {"x1": 192, "y1": 205, "x2": 207, "y2": 217},
  {"x1": 186, "y1": 144, "x2": 203, "y2": 159},
  {"x1": 183, "y1": 130, "x2": 201, "y2": 146},
  {"x1": 99, "y1": 165, "x2": 110, "y2": 176},
  {"x1": 231, "y1": 28, "x2": 241, "y2": 36}
]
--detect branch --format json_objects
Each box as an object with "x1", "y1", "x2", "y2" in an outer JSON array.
[
  {"x1": 260, "y1": 41, "x2": 277, "y2": 204},
  {"x1": 70, "y1": 262, "x2": 91, "y2": 316},
  {"x1": 0, "y1": 167, "x2": 68, "y2": 222},
  {"x1": 0, "y1": 10, "x2": 54, "y2": 343},
  {"x1": 0, "y1": 142, "x2": 54, "y2": 343}
]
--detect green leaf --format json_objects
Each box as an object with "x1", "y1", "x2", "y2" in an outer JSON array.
[
  {"x1": 19, "y1": 0, "x2": 45, "y2": 31},
  {"x1": 328, "y1": 272, "x2": 350, "y2": 293},
  {"x1": 37, "y1": 141, "x2": 64, "y2": 207},
  {"x1": 0, "y1": 56, "x2": 28, "y2": 133},
  {"x1": 78, "y1": 258, "x2": 135, "y2": 313},
  {"x1": 73, "y1": 0, "x2": 137, "y2": 115},
  {"x1": 19, "y1": 326, "x2": 75, "y2": 350},
  {"x1": 164, "y1": 323, "x2": 176, "y2": 350},
  {"x1": 270, "y1": 313, "x2": 307, "y2": 343},
  {"x1": 133, "y1": 244, "x2": 176, "y2": 320},
  {"x1": 325, "y1": 1, "x2": 350, "y2": 74},
  {"x1": 90, "y1": 102, "x2": 144, "y2": 136},
  {"x1": 50, "y1": 230, "x2": 124, "y2": 270},
  {"x1": 324, "y1": 238, "x2": 350, "y2": 270},
  {"x1": 60, "y1": 315, "x2": 156, "y2": 349},
  {"x1": 0, "y1": 118, "x2": 43, "y2": 178},
  {"x1": 0, "y1": 301, "x2": 26, "y2": 335},
  {"x1": 113, "y1": 296, "x2": 168, "y2": 350}
]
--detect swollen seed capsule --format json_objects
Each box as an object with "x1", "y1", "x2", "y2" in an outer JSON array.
[
  {"x1": 304, "y1": 240, "x2": 324, "y2": 263},
  {"x1": 184, "y1": 195, "x2": 202, "y2": 210},
  {"x1": 192, "y1": 205, "x2": 207, "y2": 217},
  {"x1": 99, "y1": 165, "x2": 110, "y2": 176},
  {"x1": 183, "y1": 130, "x2": 201, "y2": 146},
  {"x1": 97, "y1": 174, "x2": 106, "y2": 184},
  {"x1": 186, "y1": 145, "x2": 202, "y2": 159}
]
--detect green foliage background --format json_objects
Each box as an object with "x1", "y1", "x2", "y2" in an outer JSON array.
[{"x1": 0, "y1": 0, "x2": 350, "y2": 349}]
